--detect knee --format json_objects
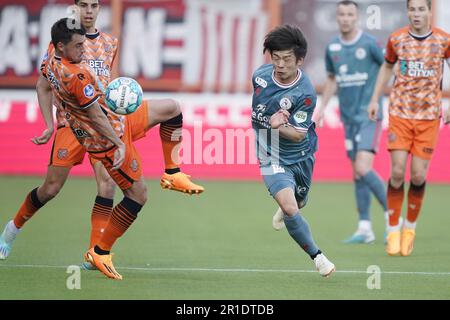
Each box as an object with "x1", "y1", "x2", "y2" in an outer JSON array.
[
  {"x1": 410, "y1": 171, "x2": 426, "y2": 185},
  {"x1": 97, "y1": 176, "x2": 116, "y2": 199},
  {"x1": 167, "y1": 99, "x2": 181, "y2": 118},
  {"x1": 279, "y1": 203, "x2": 298, "y2": 216},
  {"x1": 128, "y1": 183, "x2": 148, "y2": 205},
  {"x1": 354, "y1": 162, "x2": 370, "y2": 178},
  {"x1": 391, "y1": 164, "x2": 405, "y2": 181}
]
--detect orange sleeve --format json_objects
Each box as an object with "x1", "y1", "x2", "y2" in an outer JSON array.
[
  {"x1": 384, "y1": 36, "x2": 397, "y2": 64},
  {"x1": 70, "y1": 69, "x2": 102, "y2": 109},
  {"x1": 445, "y1": 39, "x2": 450, "y2": 59}
]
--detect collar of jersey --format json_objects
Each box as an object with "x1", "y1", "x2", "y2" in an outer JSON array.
[
  {"x1": 86, "y1": 30, "x2": 100, "y2": 40},
  {"x1": 339, "y1": 29, "x2": 363, "y2": 46},
  {"x1": 408, "y1": 29, "x2": 432, "y2": 41},
  {"x1": 271, "y1": 69, "x2": 302, "y2": 88},
  {"x1": 55, "y1": 55, "x2": 78, "y2": 65}
]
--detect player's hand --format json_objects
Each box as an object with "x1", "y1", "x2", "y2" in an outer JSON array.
[
  {"x1": 112, "y1": 143, "x2": 125, "y2": 170},
  {"x1": 270, "y1": 110, "x2": 290, "y2": 129},
  {"x1": 368, "y1": 101, "x2": 379, "y2": 121},
  {"x1": 31, "y1": 128, "x2": 54, "y2": 145},
  {"x1": 444, "y1": 108, "x2": 450, "y2": 125},
  {"x1": 312, "y1": 108, "x2": 325, "y2": 127}
]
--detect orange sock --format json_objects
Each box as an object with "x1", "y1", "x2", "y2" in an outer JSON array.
[
  {"x1": 406, "y1": 182, "x2": 426, "y2": 224},
  {"x1": 97, "y1": 197, "x2": 142, "y2": 251},
  {"x1": 160, "y1": 113, "x2": 182, "y2": 170},
  {"x1": 89, "y1": 196, "x2": 113, "y2": 248},
  {"x1": 387, "y1": 180, "x2": 404, "y2": 226},
  {"x1": 13, "y1": 188, "x2": 45, "y2": 228}
]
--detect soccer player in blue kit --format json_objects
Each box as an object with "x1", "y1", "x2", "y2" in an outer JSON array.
[
  {"x1": 252, "y1": 24, "x2": 335, "y2": 277},
  {"x1": 313, "y1": 1, "x2": 388, "y2": 244}
]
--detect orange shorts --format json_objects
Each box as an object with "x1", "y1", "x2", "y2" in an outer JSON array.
[
  {"x1": 89, "y1": 101, "x2": 149, "y2": 166},
  {"x1": 387, "y1": 114, "x2": 440, "y2": 160},
  {"x1": 89, "y1": 117, "x2": 143, "y2": 190},
  {"x1": 50, "y1": 127, "x2": 86, "y2": 167}
]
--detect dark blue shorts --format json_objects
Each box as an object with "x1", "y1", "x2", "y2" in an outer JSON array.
[{"x1": 261, "y1": 155, "x2": 315, "y2": 205}]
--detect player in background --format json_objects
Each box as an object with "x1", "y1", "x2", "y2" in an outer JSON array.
[
  {"x1": 252, "y1": 25, "x2": 335, "y2": 277},
  {"x1": 313, "y1": 0, "x2": 387, "y2": 244},
  {"x1": 0, "y1": 0, "x2": 204, "y2": 263},
  {"x1": 368, "y1": 0, "x2": 450, "y2": 256}
]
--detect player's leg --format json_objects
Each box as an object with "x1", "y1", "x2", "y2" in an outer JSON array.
[
  {"x1": 133, "y1": 99, "x2": 204, "y2": 194},
  {"x1": 89, "y1": 158, "x2": 116, "y2": 248},
  {"x1": 266, "y1": 159, "x2": 335, "y2": 277},
  {"x1": 0, "y1": 128, "x2": 84, "y2": 259},
  {"x1": 342, "y1": 123, "x2": 373, "y2": 243},
  {"x1": 385, "y1": 150, "x2": 408, "y2": 255},
  {"x1": 84, "y1": 129, "x2": 146, "y2": 280},
  {"x1": 80, "y1": 158, "x2": 117, "y2": 270},
  {"x1": 356, "y1": 120, "x2": 387, "y2": 216},
  {"x1": 385, "y1": 115, "x2": 413, "y2": 255},
  {"x1": 400, "y1": 119, "x2": 439, "y2": 256}
]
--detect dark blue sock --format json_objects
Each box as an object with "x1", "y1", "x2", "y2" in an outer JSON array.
[
  {"x1": 361, "y1": 170, "x2": 387, "y2": 211},
  {"x1": 283, "y1": 212, "x2": 319, "y2": 257},
  {"x1": 355, "y1": 178, "x2": 371, "y2": 221}
]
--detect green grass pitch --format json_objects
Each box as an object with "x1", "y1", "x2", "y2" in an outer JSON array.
[{"x1": 1, "y1": 176, "x2": 450, "y2": 299}]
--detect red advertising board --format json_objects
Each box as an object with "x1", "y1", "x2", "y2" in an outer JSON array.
[{"x1": 1, "y1": 93, "x2": 450, "y2": 182}]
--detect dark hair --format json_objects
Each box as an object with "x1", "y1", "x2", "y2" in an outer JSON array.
[
  {"x1": 263, "y1": 24, "x2": 307, "y2": 61},
  {"x1": 338, "y1": 1, "x2": 359, "y2": 8},
  {"x1": 51, "y1": 18, "x2": 86, "y2": 48},
  {"x1": 74, "y1": 0, "x2": 100, "y2": 4},
  {"x1": 407, "y1": 0, "x2": 432, "y2": 10}
]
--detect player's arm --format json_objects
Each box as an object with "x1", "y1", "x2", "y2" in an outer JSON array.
[
  {"x1": 444, "y1": 57, "x2": 450, "y2": 124},
  {"x1": 86, "y1": 102, "x2": 125, "y2": 170},
  {"x1": 270, "y1": 110, "x2": 306, "y2": 142},
  {"x1": 32, "y1": 74, "x2": 54, "y2": 145},
  {"x1": 368, "y1": 62, "x2": 394, "y2": 120},
  {"x1": 313, "y1": 74, "x2": 337, "y2": 127}
]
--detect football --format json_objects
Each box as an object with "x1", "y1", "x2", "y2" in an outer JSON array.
[{"x1": 105, "y1": 77, "x2": 143, "y2": 115}]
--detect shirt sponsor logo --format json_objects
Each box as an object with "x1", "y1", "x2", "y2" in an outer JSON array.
[
  {"x1": 329, "y1": 43, "x2": 342, "y2": 52},
  {"x1": 400, "y1": 60, "x2": 435, "y2": 77}
]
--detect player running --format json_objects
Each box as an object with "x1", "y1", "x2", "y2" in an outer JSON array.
[{"x1": 252, "y1": 25, "x2": 335, "y2": 277}]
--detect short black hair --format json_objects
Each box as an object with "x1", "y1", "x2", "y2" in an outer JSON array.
[
  {"x1": 338, "y1": 1, "x2": 359, "y2": 8},
  {"x1": 263, "y1": 24, "x2": 307, "y2": 61},
  {"x1": 51, "y1": 18, "x2": 86, "y2": 48},
  {"x1": 74, "y1": 0, "x2": 100, "y2": 4},
  {"x1": 407, "y1": 0, "x2": 432, "y2": 10}
]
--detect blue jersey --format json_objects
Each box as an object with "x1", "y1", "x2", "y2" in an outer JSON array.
[
  {"x1": 251, "y1": 64, "x2": 317, "y2": 166},
  {"x1": 325, "y1": 31, "x2": 384, "y2": 124}
]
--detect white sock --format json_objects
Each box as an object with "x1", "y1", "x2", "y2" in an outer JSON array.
[
  {"x1": 384, "y1": 211, "x2": 390, "y2": 229},
  {"x1": 403, "y1": 219, "x2": 416, "y2": 230},
  {"x1": 2, "y1": 220, "x2": 20, "y2": 243},
  {"x1": 358, "y1": 220, "x2": 372, "y2": 233},
  {"x1": 387, "y1": 217, "x2": 403, "y2": 232}
]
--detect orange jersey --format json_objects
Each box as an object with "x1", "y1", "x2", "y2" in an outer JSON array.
[
  {"x1": 385, "y1": 26, "x2": 450, "y2": 120},
  {"x1": 40, "y1": 31, "x2": 118, "y2": 128},
  {"x1": 41, "y1": 55, "x2": 125, "y2": 153}
]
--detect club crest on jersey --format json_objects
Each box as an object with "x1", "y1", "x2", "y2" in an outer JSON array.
[
  {"x1": 355, "y1": 48, "x2": 366, "y2": 60},
  {"x1": 84, "y1": 84, "x2": 95, "y2": 98},
  {"x1": 279, "y1": 97, "x2": 292, "y2": 110},
  {"x1": 294, "y1": 111, "x2": 307, "y2": 124},
  {"x1": 255, "y1": 77, "x2": 267, "y2": 88}
]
